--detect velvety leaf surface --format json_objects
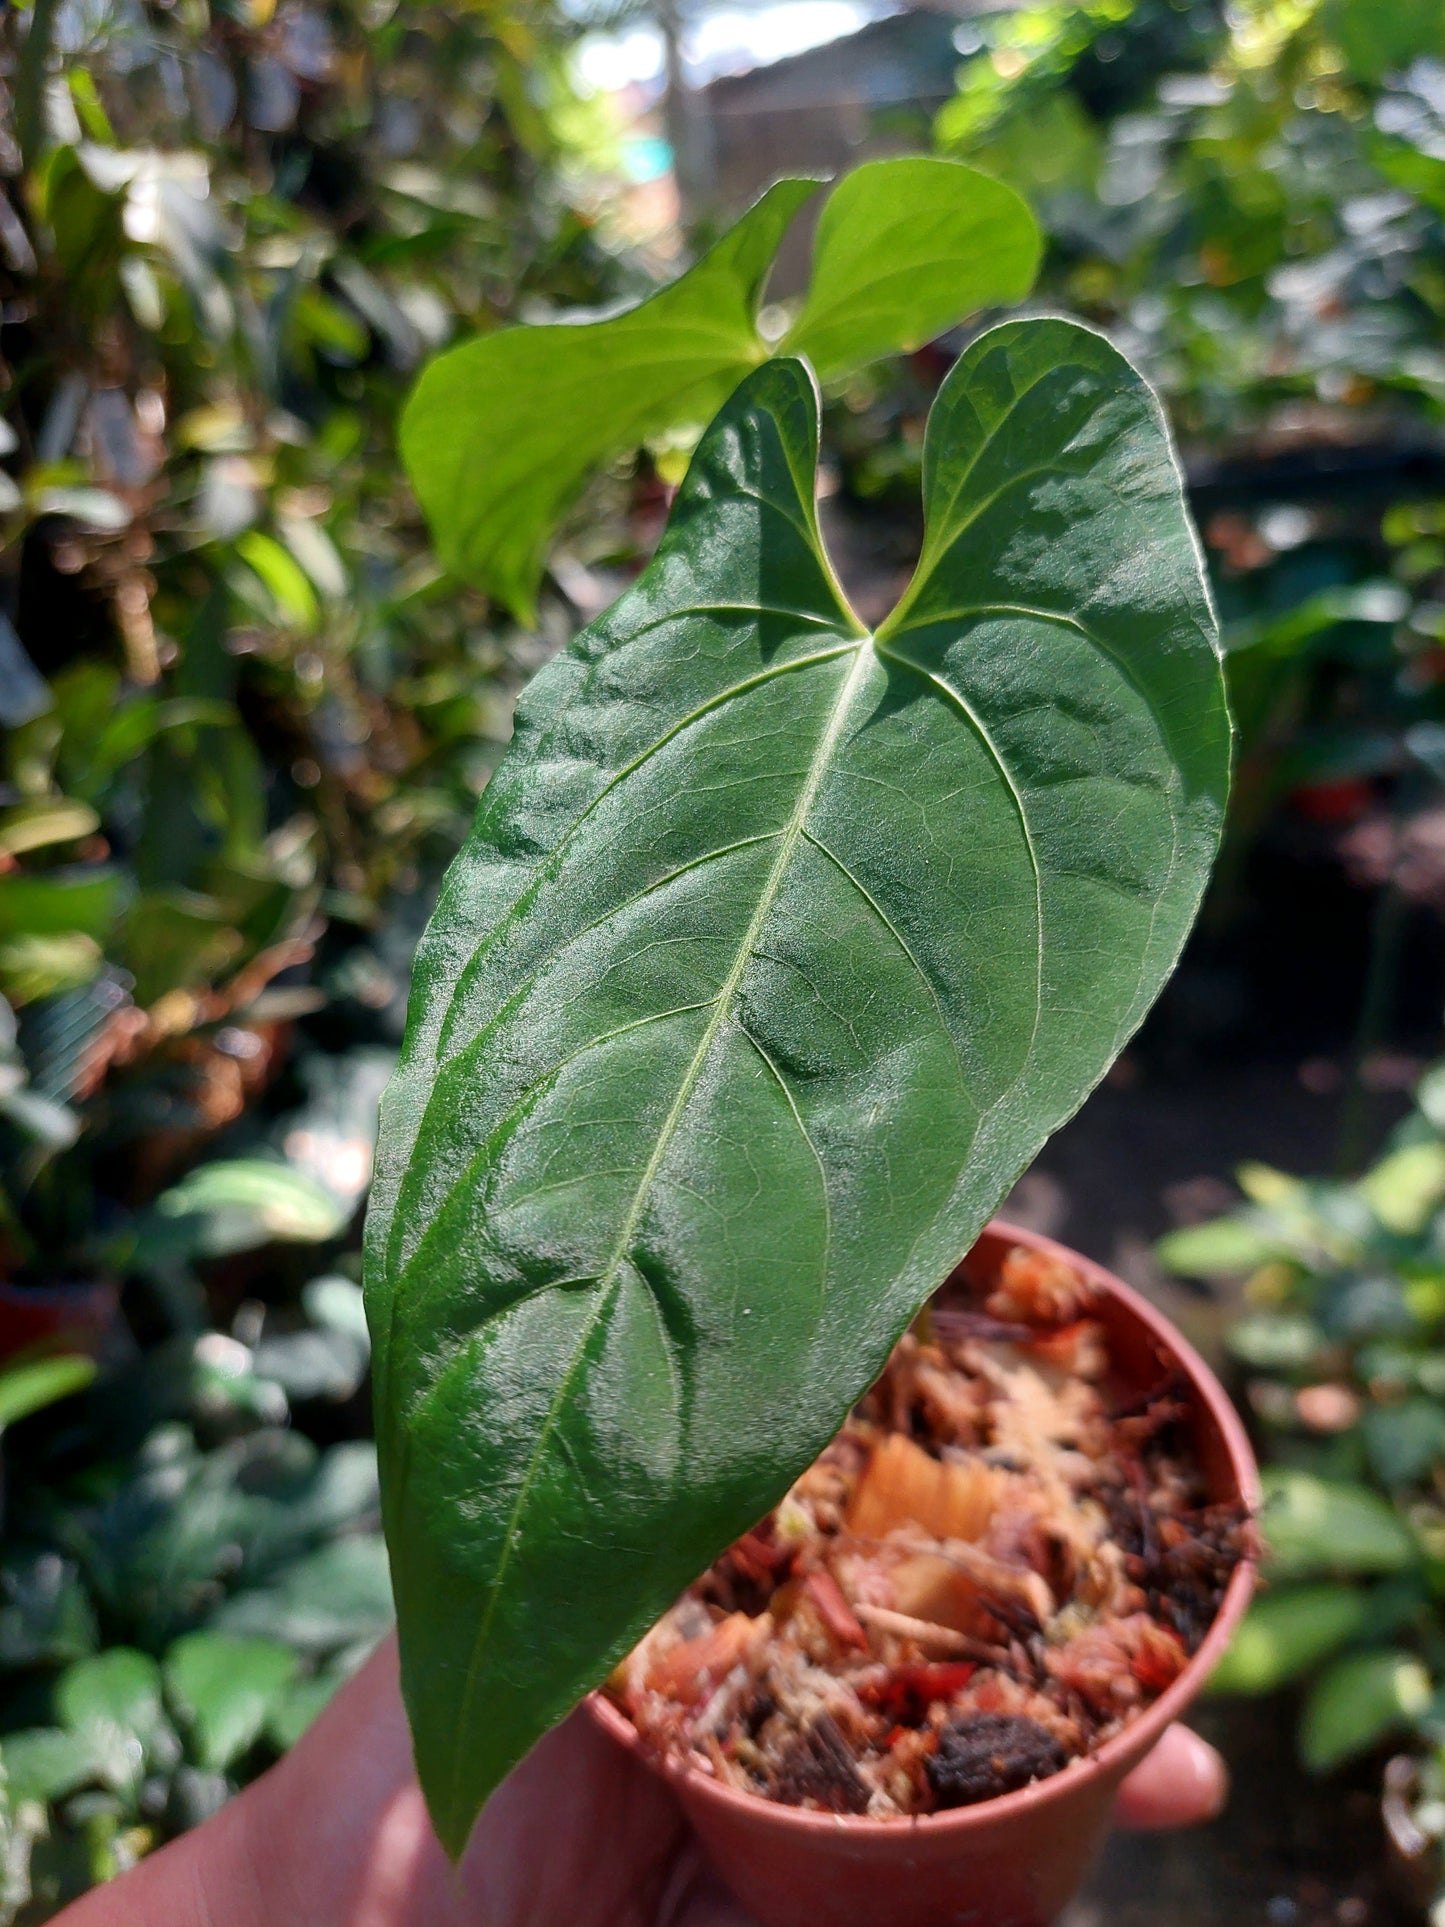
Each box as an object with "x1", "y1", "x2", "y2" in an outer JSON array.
[
  {"x1": 367, "y1": 319, "x2": 1228, "y2": 1854},
  {"x1": 400, "y1": 160, "x2": 1038, "y2": 617}
]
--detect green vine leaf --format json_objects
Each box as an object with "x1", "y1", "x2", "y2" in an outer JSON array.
[
  {"x1": 367, "y1": 318, "x2": 1228, "y2": 1855},
  {"x1": 400, "y1": 158, "x2": 1040, "y2": 619}
]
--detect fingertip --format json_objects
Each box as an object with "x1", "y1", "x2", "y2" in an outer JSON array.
[{"x1": 1114, "y1": 1723, "x2": 1228, "y2": 1831}]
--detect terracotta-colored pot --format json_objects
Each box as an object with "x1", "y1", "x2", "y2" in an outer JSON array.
[{"x1": 586, "y1": 1219, "x2": 1259, "y2": 1927}]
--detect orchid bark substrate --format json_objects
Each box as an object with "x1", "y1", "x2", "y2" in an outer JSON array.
[
  {"x1": 366, "y1": 315, "x2": 1230, "y2": 1857},
  {"x1": 607, "y1": 1236, "x2": 1250, "y2": 1819}
]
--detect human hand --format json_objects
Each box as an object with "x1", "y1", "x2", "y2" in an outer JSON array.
[{"x1": 53, "y1": 1635, "x2": 1227, "y2": 1927}]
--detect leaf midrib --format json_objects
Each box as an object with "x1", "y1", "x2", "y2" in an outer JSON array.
[
  {"x1": 439, "y1": 635, "x2": 874, "y2": 1829},
  {"x1": 379, "y1": 639, "x2": 863, "y2": 1417}
]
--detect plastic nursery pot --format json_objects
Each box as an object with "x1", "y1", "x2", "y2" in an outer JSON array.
[{"x1": 586, "y1": 1219, "x2": 1259, "y2": 1927}]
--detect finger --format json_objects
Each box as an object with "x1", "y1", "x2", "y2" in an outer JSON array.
[
  {"x1": 461, "y1": 1703, "x2": 686, "y2": 1927},
  {"x1": 665, "y1": 1862, "x2": 763, "y2": 1927},
  {"x1": 1113, "y1": 1723, "x2": 1227, "y2": 1831}
]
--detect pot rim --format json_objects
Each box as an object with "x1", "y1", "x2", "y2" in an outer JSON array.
[{"x1": 585, "y1": 1216, "x2": 1259, "y2": 1841}]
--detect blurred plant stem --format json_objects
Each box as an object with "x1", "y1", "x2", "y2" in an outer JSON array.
[
  {"x1": 14, "y1": 0, "x2": 60, "y2": 171},
  {"x1": 1336, "y1": 883, "x2": 1408, "y2": 1176}
]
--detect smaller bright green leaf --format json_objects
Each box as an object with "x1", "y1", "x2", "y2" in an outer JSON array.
[
  {"x1": 57, "y1": 1649, "x2": 165, "y2": 1743},
  {"x1": 1301, "y1": 1649, "x2": 1431, "y2": 1772},
  {"x1": 1207, "y1": 1585, "x2": 1367, "y2": 1696},
  {"x1": 1, "y1": 1728, "x2": 103, "y2": 1807},
  {"x1": 164, "y1": 1633, "x2": 299, "y2": 1771},
  {"x1": 290, "y1": 286, "x2": 370, "y2": 365},
  {"x1": 1157, "y1": 1214, "x2": 1281, "y2": 1279},
  {"x1": 279, "y1": 516, "x2": 348, "y2": 600},
  {"x1": 1261, "y1": 1468, "x2": 1418, "y2": 1578},
  {"x1": 175, "y1": 404, "x2": 251, "y2": 454},
  {"x1": 401, "y1": 177, "x2": 817, "y2": 618},
  {"x1": 402, "y1": 158, "x2": 1043, "y2": 618},
  {"x1": 0, "y1": 932, "x2": 103, "y2": 1005},
  {"x1": 1235, "y1": 1162, "x2": 1302, "y2": 1209},
  {"x1": 0, "y1": 798, "x2": 100, "y2": 858},
  {"x1": 782, "y1": 157, "x2": 1039, "y2": 377},
  {"x1": 56, "y1": 1648, "x2": 171, "y2": 1792},
  {"x1": 0, "y1": 1354, "x2": 95, "y2": 1428}
]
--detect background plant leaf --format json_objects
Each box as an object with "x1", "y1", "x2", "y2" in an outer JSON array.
[
  {"x1": 1208, "y1": 1586, "x2": 1369, "y2": 1696},
  {"x1": 210, "y1": 1538, "x2": 392, "y2": 1654},
  {"x1": 1, "y1": 1728, "x2": 106, "y2": 1807},
  {"x1": 149, "y1": 1159, "x2": 350, "y2": 1260},
  {"x1": 0, "y1": 1354, "x2": 96, "y2": 1429},
  {"x1": 1155, "y1": 1215, "x2": 1285, "y2": 1279},
  {"x1": 368, "y1": 318, "x2": 1227, "y2": 1854},
  {"x1": 163, "y1": 1632, "x2": 298, "y2": 1771},
  {"x1": 54, "y1": 1648, "x2": 173, "y2": 1793},
  {"x1": 1300, "y1": 1649, "x2": 1431, "y2": 1771},
  {"x1": 1260, "y1": 1468, "x2": 1418, "y2": 1578},
  {"x1": 400, "y1": 159, "x2": 1039, "y2": 618}
]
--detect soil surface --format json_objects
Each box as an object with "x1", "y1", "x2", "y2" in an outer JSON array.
[{"x1": 615, "y1": 1242, "x2": 1244, "y2": 1821}]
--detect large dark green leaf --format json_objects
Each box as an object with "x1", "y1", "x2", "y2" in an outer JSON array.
[
  {"x1": 367, "y1": 320, "x2": 1228, "y2": 1854},
  {"x1": 400, "y1": 159, "x2": 1039, "y2": 618}
]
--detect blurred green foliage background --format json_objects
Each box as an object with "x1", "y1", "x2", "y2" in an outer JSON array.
[{"x1": 0, "y1": 0, "x2": 644, "y2": 1911}]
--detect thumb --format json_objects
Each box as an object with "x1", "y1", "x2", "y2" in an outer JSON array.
[{"x1": 1113, "y1": 1724, "x2": 1227, "y2": 1831}]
